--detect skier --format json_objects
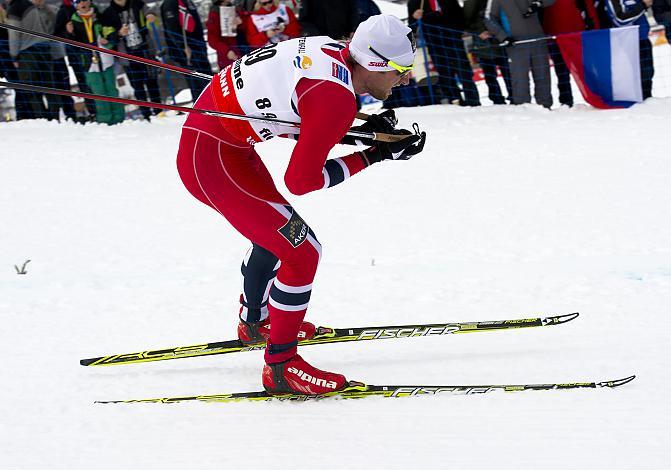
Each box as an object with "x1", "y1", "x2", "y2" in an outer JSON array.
[{"x1": 176, "y1": 14, "x2": 426, "y2": 395}]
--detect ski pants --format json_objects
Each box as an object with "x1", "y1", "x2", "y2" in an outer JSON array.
[{"x1": 176, "y1": 85, "x2": 321, "y2": 363}]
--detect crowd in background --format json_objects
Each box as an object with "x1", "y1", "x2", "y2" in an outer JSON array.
[
  {"x1": 404, "y1": 0, "x2": 669, "y2": 109},
  {"x1": 1, "y1": 0, "x2": 671, "y2": 124}
]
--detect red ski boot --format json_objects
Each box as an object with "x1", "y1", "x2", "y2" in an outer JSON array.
[
  {"x1": 237, "y1": 317, "x2": 316, "y2": 345},
  {"x1": 262, "y1": 354, "x2": 348, "y2": 395}
]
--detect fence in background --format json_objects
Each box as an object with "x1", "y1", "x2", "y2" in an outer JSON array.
[{"x1": 1, "y1": 17, "x2": 670, "y2": 122}]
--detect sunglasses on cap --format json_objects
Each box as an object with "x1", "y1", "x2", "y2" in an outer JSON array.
[{"x1": 368, "y1": 45, "x2": 413, "y2": 76}]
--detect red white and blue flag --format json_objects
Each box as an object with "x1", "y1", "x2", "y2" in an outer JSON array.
[{"x1": 556, "y1": 26, "x2": 643, "y2": 109}]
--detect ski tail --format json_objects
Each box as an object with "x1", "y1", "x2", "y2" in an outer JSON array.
[{"x1": 94, "y1": 375, "x2": 635, "y2": 404}]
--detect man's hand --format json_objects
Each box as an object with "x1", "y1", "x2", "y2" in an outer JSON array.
[
  {"x1": 364, "y1": 124, "x2": 427, "y2": 163},
  {"x1": 523, "y1": 0, "x2": 542, "y2": 17},
  {"x1": 146, "y1": 13, "x2": 156, "y2": 23},
  {"x1": 66, "y1": 21, "x2": 74, "y2": 34},
  {"x1": 99, "y1": 37, "x2": 109, "y2": 45},
  {"x1": 412, "y1": 9, "x2": 423, "y2": 20},
  {"x1": 227, "y1": 50, "x2": 239, "y2": 60},
  {"x1": 119, "y1": 24, "x2": 129, "y2": 36},
  {"x1": 642, "y1": 0, "x2": 652, "y2": 7},
  {"x1": 479, "y1": 31, "x2": 492, "y2": 40},
  {"x1": 360, "y1": 109, "x2": 398, "y2": 134},
  {"x1": 346, "y1": 109, "x2": 398, "y2": 146}
]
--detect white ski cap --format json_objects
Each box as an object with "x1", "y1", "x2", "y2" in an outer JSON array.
[{"x1": 349, "y1": 14, "x2": 416, "y2": 72}]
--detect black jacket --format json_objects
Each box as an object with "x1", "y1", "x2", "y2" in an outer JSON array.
[
  {"x1": 101, "y1": 0, "x2": 151, "y2": 50},
  {"x1": 407, "y1": 0, "x2": 466, "y2": 30},
  {"x1": 299, "y1": 0, "x2": 359, "y2": 39},
  {"x1": 54, "y1": 2, "x2": 75, "y2": 37},
  {"x1": 160, "y1": 0, "x2": 204, "y2": 46}
]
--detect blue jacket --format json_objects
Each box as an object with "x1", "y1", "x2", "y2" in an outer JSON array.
[{"x1": 606, "y1": 0, "x2": 650, "y2": 38}]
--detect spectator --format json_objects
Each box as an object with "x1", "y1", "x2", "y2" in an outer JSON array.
[
  {"x1": 607, "y1": 0, "x2": 654, "y2": 99},
  {"x1": 245, "y1": 0, "x2": 299, "y2": 47},
  {"x1": 278, "y1": 0, "x2": 299, "y2": 14},
  {"x1": 594, "y1": 0, "x2": 613, "y2": 27},
  {"x1": 409, "y1": 0, "x2": 481, "y2": 106},
  {"x1": 652, "y1": 0, "x2": 671, "y2": 40},
  {"x1": 653, "y1": 0, "x2": 671, "y2": 41},
  {"x1": 0, "y1": 1, "x2": 34, "y2": 119},
  {"x1": 101, "y1": 0, "x2": 162, "y2": 120},
  {"x1": 206, "y1": 0, "x2": 243, "y2": 70},
  {"x1": 160, "y1": 0, "x2": 212, "y2": 101},
  {"x1": 66, "y1": 0, "x2": 125, "y2": 124},
  {"x1": 653, "y1": 0, "x2": 671, "y2": 36},
  {"x1": 49, "y1": 38, "x2": 77, "y2": 120},
  {"x1": 484, "y1": 0, "x2": 555, "y2": 108},
  {"x1": 463, "y1": 0, "x2": 511, "y2": 104},
  {"x1": 299, "y1": 0, "x2": 359, "y2": 39},
  {"x1": 6, "y1": 0, "x2": 58, "y2": 119},
  {"x1": 542, "y1": 0, "x2": 600, "y2": 107},
  {"x1": 55, "y1": 0, "x2": 96, "y2": 120},
  {"x1": 356, "y1": 0, "x2": 381, "y2": 24}
]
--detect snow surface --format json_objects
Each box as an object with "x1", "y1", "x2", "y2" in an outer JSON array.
[{"x1": 2, "y1": 100, "x2": 671, "y2": 469}]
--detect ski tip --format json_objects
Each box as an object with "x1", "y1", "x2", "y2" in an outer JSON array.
[
  {"x1": 551, "y1": 312, "x2": 579, "y2": 324},
  {"x1": 600, "y1": 375, "x2": 636, "y2": 388}
]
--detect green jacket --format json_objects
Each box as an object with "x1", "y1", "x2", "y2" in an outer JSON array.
[{"x1": 67, "y1": 6, "x2": 117, "y2": 70}]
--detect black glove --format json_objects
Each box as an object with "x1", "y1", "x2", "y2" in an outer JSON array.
[
  {"x1": 341, "y1": 109, "x2": 398, "y2": 146},
  {"x1": 523, "y1": 0, "x2": 542, "y2": 17},
  {"x1": 583, "y1": 15, "x2": 595, "y2": 31},
  {"x1": 364, "y1": 123, "x2": 426, "y2": 163},
  {"x1": 499, "y1": 37, "x2": 516, "y2": 47},
  {"x1": 360, "y1": 109, "x2": 398, "y2": 134}
]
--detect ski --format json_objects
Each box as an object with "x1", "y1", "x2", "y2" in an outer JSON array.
[
  {"x1": 95, "y1": 375, "x2": 635, "y2": 404},
  {"x1": 80, "y1": 312, "x2": 578, "y2": 366}
]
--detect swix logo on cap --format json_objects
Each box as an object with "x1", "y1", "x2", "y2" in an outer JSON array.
[
  {"x1": 293, "y1": 55, "x2": 313, "y2": 70},
  {"x1": 331, "y1": 63, "x2": 349, "y2": 85},
  {"x1": 368, "y1": 61, "x2": 388, "y2": 68}
]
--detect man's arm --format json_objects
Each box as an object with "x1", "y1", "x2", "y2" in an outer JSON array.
[
  {"x1": 160, "y1": 0, "x2": 183, "y2": 53},
  {"x1": 483, "y1": 0, "x2": 508, "y2": 42},
  {"x1": 284, "y1": 79, "x2": 370, "y2": 196}
]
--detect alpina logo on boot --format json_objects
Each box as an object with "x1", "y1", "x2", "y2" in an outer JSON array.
[{"x1": 288, "y1": 366, "x2": 337, "y2": 389}]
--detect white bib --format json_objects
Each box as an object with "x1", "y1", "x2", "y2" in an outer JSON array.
[{"x1": 214, "y1": 36, "x2": 355, "y2": 144}]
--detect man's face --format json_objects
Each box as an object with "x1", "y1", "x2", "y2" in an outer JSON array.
[
  {"x1": 364, "y1": 70, "x2": 411, "y2": 100},
  {"x1": 113, "y1": 0, "x2": 127, "y2": 7},
  {"x1": 76, "y1": 0, "x2": 91, "y2": 13},
  {"x1": 31, "y1": 0, "x2": 45, "y2": 7}
]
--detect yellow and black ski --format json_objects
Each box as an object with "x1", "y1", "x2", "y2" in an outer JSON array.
[
  {"x1": 95, "y1": 374, "x2": 635, "y2": 404},
  {"x1": 80, "y1": 312, "x2": 579, "y2": 366}
]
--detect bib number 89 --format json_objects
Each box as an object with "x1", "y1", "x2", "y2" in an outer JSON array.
[{"x1": 244, "y1": 44, "x2": 278, "y2": 66}]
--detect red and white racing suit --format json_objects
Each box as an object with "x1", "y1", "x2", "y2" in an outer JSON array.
[{"x1": 176, "y1": 37, "x2": 375, "y2": 363}]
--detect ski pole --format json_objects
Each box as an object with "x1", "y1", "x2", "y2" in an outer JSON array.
[
  {"x1": 0, "y1": 22, "x2": 211, "y2": 81},
  {"x1": 0, "y1": 81, "x2": 406, "y2": 143}
]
